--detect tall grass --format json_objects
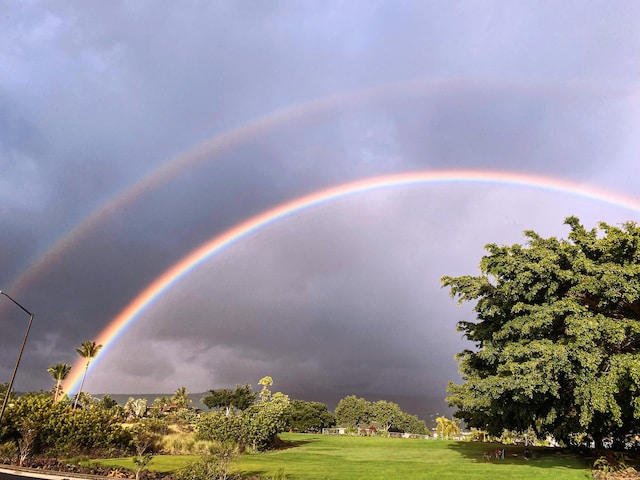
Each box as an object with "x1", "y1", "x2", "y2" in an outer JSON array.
[{"x1": 160, "y1": 430, "x2": 219, "y2": 455}]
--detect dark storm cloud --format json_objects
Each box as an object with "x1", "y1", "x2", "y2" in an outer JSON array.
[
  {"x1": 1, "y1": 1, "x2": 638, "y2": 417},
  {"x1": 85, "y1": 188, "x2": 638, "y2": 417}
]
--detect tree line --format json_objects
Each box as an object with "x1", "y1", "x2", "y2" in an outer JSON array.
[{"x1": 0, "y1": 365, "x2": 434, "y2": 471}]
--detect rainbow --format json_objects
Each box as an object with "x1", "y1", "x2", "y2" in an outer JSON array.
[
  {"x1": 7, "y1": 78, "x2": 461, "y2": 297},
  {"x1": 7, "y1": 77, "x2": 627, "y2": 301},
  {"x1": 61, "y1": 169, "x2": 640, "y2": 394}
]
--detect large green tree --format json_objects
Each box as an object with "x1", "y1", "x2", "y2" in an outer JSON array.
[
  {"x1": 441, "y1": 217, "x2": 640, "y2": 448},
  {"x1": 334, "y1": 395, "x2": 372, "y2": 427},
  {"x1": 284, "y1": 400, "x2": 336, "y2": 432},
  {"x1": 370, "y1": 400, "x2": 402, "y2": 432},
  {"x1": 394, "y1": 411, "x2": 429, "y2": 435}
]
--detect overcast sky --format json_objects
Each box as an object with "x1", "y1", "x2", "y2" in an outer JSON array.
[{"x1": 1, "y1": 1, "x2": 639, "y2": 418}]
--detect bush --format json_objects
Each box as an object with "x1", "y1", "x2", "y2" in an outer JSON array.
[
  {"x1": 196, "y1": 411, "x2": 245, "y2": 445},
  {"x1": 174, "y1": 450, "x2": 239, "y2": 480},
  {"x1": 196, "y1": 392, "x2": 290, "y2": 452},
  {"x1": 0, "y1": 441, "x2": 17, "y2": 464},
  {"x1": 49, "y1": 406, "x2": 132, "y2": 456},
  {"x1": 0, "y1": 393, "x2": 131, "y2": 460},
  {"x1": 241, "y1": 392, "x2": 289, "y2": 452}
]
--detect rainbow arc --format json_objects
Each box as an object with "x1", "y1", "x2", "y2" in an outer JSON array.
[{"x1": 61, "y1": 169, "x2": 640, "y2": 394}]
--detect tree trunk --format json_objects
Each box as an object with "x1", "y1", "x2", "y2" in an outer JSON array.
[
  {"x1": 593, "y1": 432, "x2": 604, "y2": 450},
  {"x1": 73, "y1": 362, "x2": 89, "y2": 409}
]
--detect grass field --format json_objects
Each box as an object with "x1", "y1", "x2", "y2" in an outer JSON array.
[{"x1": 95, "y1": 433, "x2": 594, "y2": 479}]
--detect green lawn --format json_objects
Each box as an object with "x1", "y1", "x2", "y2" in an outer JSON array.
[{"x1": 94, "y1": 433, "x2": 593, "y2": 479}]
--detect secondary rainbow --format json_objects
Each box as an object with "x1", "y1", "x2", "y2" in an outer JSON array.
[
  {"x1": 7, "y1": 77, "x2": 625, "y2": 300},
  {"x1": 62, "y1": 169, "x2": 640, "y2": 394},
  {"x1": 7, "y1": 78, "x2": 463, "y2": 297}
]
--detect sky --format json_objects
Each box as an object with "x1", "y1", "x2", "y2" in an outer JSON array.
[{"x1": 1, "y1": 0, "x2": 639, "y2": 419}]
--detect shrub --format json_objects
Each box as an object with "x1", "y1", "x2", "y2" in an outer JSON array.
[
  {"x1": 196, "y1": 411, "x2": 244, "y2": 445},
  {"x1": 1, "y1": 393, "x2": 131, "y2": 459},
  {"x1": 49, "y1": 406, "x2": 132, "y2": 456},
  {"x1": 0, "y1": 441, "x2": 17, "y2": 464},
  {"x1": 196, "y1": 392, "x2": 290, "y2": 452},
  {"x1": 174, "y1": 449, "x2": 239, "y2": 480}
]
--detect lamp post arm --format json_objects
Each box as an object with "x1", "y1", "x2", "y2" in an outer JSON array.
[{"x1": 0, "y1": 291, "x2": 33, "y2": 315}]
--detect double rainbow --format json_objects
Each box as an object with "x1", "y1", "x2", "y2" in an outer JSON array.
[{"x1": 61, "y1": 169, "x2": 640, "y2": 394}]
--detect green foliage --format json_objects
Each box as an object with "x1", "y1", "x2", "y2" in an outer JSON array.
[
  {"x1": 0, "y1": 393, "x2": 67, "y2": 453},
  {"x1": 442, "y1": 217, "x2": 640, "y2": 447},
  {"x1": 196, "y1": 411, "x2": 245, "y2": 445},
  {"x1": 172, "y1": 387, "x2": 192, "y2": 409},
  {"x1": 393, "y1": 412, "x2": 429, "y2": 435},
  {"x1": 47, "y1": 363, "x2": 72, "y2": 402},
  {"x1": 17, "y1": 417, "x2": 39, "y2": 465},
  {"x1": 148, "y1": 396, "x2": 172, "y2": 418},
  {"x1": 133, "y1": 453, "x2": 153, "y2": 480},
  {"x1": 334, "y1": 395, "x2": 372, "y2": 427},
  {"x1": 73, "y1": 340, "x2": 102, "y2": 409},
  {"x1": 170, "y1": 407, "x2": 200, "y2": 427},
  {"x1": 196, "y1": 390, "x2": 290, "y2": 452},
  {"x1": 0, "y1": 441, "x2": 17, "y2": 464},
  {"x1": 435, "y1": 416, "x2": 460, "y2": 440},
  {"x1": 370, "y1": 400, "x2": 402, "y2": 431},
  {"x1": 284, "y1": 400, "x2": 336, "y2": 432},
  {"x1": 202, "y1": 384, "x2": 257, "y2": 413},
  {"x1": 0, "y1": 393, "x2": 131, "y2": 459},
  {"x1": 160, "y1": 430, "x2": 219, "y2": 455},
  {"x1": 344, "y1": 426, "x2": 359, "y2": 436},
  {"x1": 334, "y1": 395, "x2": 428, "y2": 434},
  {"x1": 0, "y1": 382, "x2": 8, "y2": 400},
  {"x1": 593, "y1": 453, "x2": 627, "y2": 473},
  {"x1": 72, "y1": 391, "x2": 97, "y2": 410},
  {"x1": 124, "y1": 397, "x2": 148, "y2": 419},
  {"x1": 48, "y1": 405, "x2": 132, "y2": 455},
  {"x1": 174, "y1": 450, "x2": 238, "y2": 480},
  {"x1": 242, "y1": 391, "x2": 290, "y2": 452},
  {"x1": 130, "y1": 419, "x2": 164, "y2": 455},
  {"x1": 258, "y1": 376, "x2": 274, "y2": 402},
  {"x1": 97, "y1": 394, "x2": 119, "y2": 410}
]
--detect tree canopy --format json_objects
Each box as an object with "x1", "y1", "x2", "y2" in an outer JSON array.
[
  {"x1": 202, "y1": 384, "x2": 257, "y2": 414},
  {"x1": 334, "y1": 395, "x2": 372, "y2": 427},
  {"x1": 334, "y1": 395, "x2": 428, "y2": 434},
  {"x1": 284, "y1": 400, "x2": 336, "y2": 432},
  {"x1": 441, "y1": 217, "x2": 640, "y2": 448}
]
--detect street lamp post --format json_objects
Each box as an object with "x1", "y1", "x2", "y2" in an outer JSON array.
[{"x1": 0, "y1": 290, "x2": 34, "y2": 424}]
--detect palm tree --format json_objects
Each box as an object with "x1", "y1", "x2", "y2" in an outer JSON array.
[
  {"x1": 47, "y1": 363, "x2": 72, "y2": 402},
  {"x1": 435, "y1": 416, "x2": 460, "y2": 440},
  {"x1": 73, "y1": 341, "x2": 102, "y2": 409},
  {"x1": 171, "y1": 386, "x2": 191, "y2": 409}
]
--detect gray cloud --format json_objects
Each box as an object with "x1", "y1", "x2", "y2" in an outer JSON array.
[{"x1": 1, "y1": 1, "x2": 638, "y2": 417}]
